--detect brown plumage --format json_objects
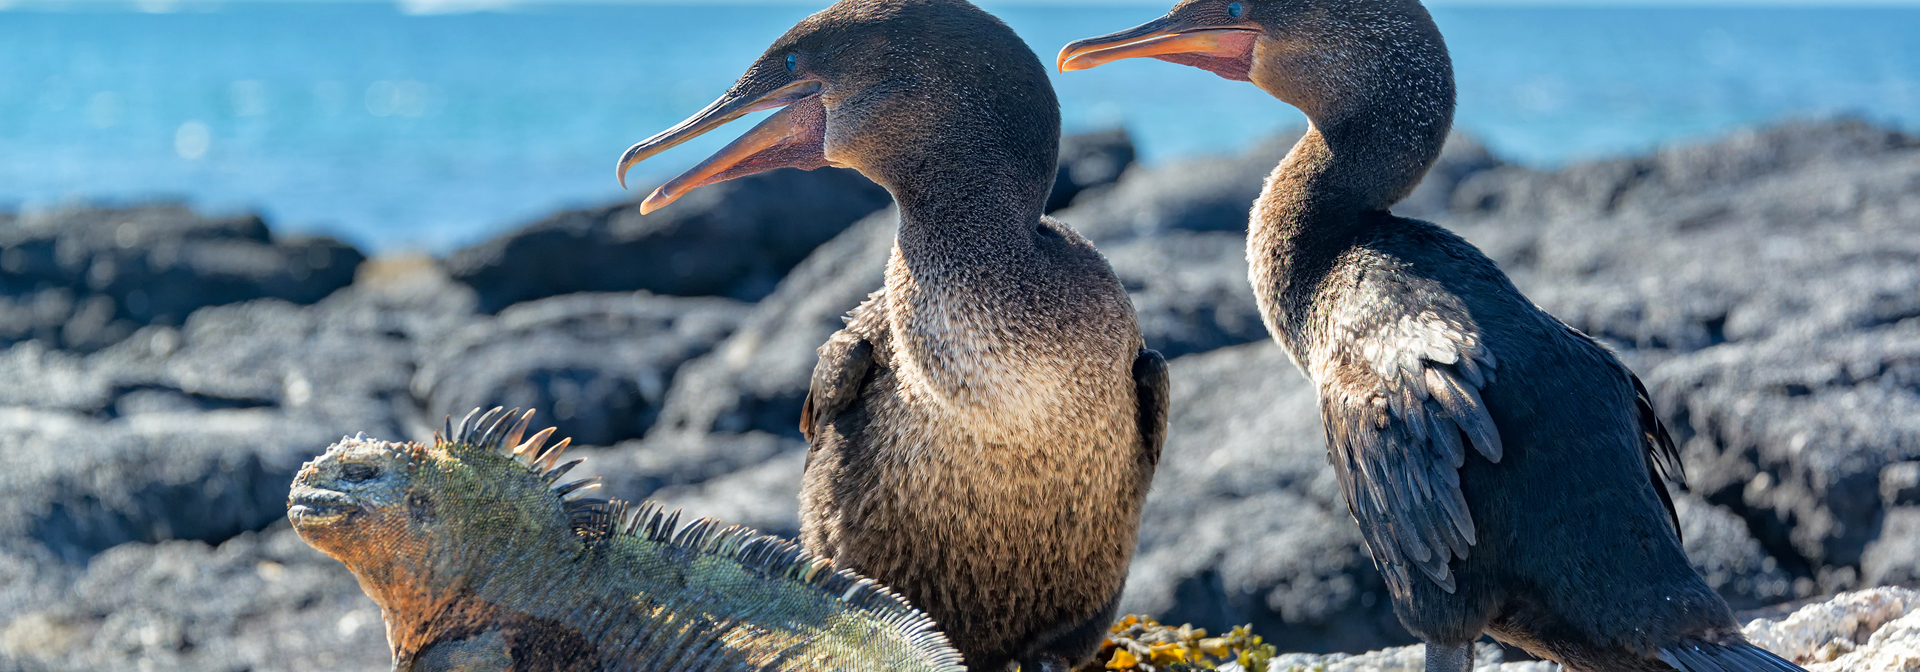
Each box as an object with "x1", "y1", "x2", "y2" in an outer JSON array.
[
  {"x1": 616, "y1": 2, "x2": 1168, "y2": 670},
  {"x1": 1059, "y1": 2, "x2": 1803, "y2": 672}
]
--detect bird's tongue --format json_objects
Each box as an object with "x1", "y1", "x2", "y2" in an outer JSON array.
[
  {"x1": 1152, "y1": 32, "x2": 1257, "y2": 82},
  {"x1": 1152, "y1": 42, "x2": 1259, "y2": 82}
]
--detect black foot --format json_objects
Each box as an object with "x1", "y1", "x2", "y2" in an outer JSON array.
[{"x1": 1426, "y1": 640, "x2": 1473, "y2": 672}]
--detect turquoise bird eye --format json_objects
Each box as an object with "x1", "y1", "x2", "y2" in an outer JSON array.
[
  {"x1": 786, "y1": 53, "x2": 799, "y2": 72},
  {"x1": 1228, "y1": 2, "x2": 1244, "y2": 18}
]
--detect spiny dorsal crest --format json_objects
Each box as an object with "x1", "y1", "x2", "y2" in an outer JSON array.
[
  {"x1": 437, "y1": 407, "x2": 611, "y2": 536},
  {"x1": 592, "y1": 499, "x2": 964, "y2": 667},
  {"x1": 431, "y1": 409, "x2": 961, "y2": 668}
]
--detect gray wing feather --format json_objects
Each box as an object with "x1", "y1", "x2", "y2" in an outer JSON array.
[{"x1": 1315, "y1": 297, "x2": 1501, "y2": 597}]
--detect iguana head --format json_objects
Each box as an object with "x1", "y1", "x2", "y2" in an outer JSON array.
[{"x1": 288, "y1": 408, "x2": 602, "y2": 578}]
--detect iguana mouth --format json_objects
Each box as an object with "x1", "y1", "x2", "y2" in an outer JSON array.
[{"x1": 288, "y1": 488, "x2": 361, "y2": 526}]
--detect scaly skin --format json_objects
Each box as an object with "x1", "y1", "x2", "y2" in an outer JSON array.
[{"x1": 288, "y1": 407, "x2": 966, "y2": 672}]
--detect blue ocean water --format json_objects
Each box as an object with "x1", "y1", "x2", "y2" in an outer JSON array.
[{"x1": 1, "y1": 3, "x2": 1916, "y2": 251}]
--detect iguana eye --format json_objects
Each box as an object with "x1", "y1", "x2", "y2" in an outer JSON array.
[
  {"x1": 1228, "y1": 2, "x2": 1245, "y2": 18},
  {"x1": 340, "y1": 463, "x2": 379, "y2": 483}
]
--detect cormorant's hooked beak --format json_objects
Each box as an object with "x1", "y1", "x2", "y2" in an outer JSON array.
[
  {"x1": 616, "y1": 78, "x2": 829, "y2": 215},
  {"x1": 1057, "y1": 16, "x2": 1260, "y2": 81}
]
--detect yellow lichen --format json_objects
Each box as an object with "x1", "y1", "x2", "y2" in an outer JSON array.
[{"x1": 1081, "y1": 615, "x2": 1278, "y2": 672}]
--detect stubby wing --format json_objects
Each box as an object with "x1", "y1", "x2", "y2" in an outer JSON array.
[
  {"x1": 1633, "y1": 371, "x2": 1684, "y2": 540},
  {"x1": 1313, "y1": 296, "x2": 1501, "y2": 597},
  {"x1": 801, "y1": 330, "x2": 874, "y2": 446},
  {"x1": 1133, "y1": 349, "x2": 1170, "y2": 468}
]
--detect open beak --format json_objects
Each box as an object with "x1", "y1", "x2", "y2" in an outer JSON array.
[
  {"x1": 616, "y1": 79, "x2": 830, "y2": 215},
  {"x1": 1058, "y1": 16, "x2": 1260, "y2": 81}
]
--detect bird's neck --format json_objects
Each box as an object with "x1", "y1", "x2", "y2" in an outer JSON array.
[
  {"x1": 1249, "y1": 49, "x2": 1454, "y2": 345},
  {"x1": 868, "y1": 138, "x2": 1071, "y2": 411},
  {"x1": 882, "y1": 137, "x2": 1054, "y2": 277}
]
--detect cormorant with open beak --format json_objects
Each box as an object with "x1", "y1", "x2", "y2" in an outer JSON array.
[
  {"x1": 1058, "y1": 2, "x2": 1805, "y2": 672},
  {"x1": 619, "y1": 2, "x2": 1169, "y2": 671}
]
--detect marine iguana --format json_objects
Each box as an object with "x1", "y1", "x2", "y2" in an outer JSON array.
[{"x1": 287, "y1": 407, "x2": 967, "y2": 672}]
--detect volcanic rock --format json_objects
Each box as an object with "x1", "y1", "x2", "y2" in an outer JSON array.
[
  {"x1": 0, "y1": 204, "x2": 364, "y2": 352},
  {"x1": 412, "y1": 291, "x2": 748, "y2": 447}
]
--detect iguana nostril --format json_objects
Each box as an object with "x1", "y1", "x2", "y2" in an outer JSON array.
[{"x1": 341, "y1": 463, "x2": 379, "y2": 483}]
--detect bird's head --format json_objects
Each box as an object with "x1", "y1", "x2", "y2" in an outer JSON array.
[
  {"x1": 618, "y1": 0, "x2": 1060, "y2": 214},
  {"x1": 1057, "y1": 0, "x2": 1449, "y2": 125}
]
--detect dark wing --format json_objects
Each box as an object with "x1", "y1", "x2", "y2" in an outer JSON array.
[
  {"x1": 1633, "y1": 371, "x2": 1684, "y2": 540},
  {"x1": 801, "y1": 330, "x2": 874, "y2": 446},
  {"x1": 1563, "y1": 325, "x2": 1685, "y2": 540},
  {"x1": 1132, "y1": 349, "x2": 1170, "y2": 468},
  {"x1": 1312, "y1": 295, "x2": 1501, "y2": 597}
]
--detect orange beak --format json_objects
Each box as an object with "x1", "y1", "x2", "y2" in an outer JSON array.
[
  {"x1": 615, "y1": 79, "x2": 828, "y2": 215},
  {"x1": 1057, "y1": 16, "x2": 1260, "y2": 80}
]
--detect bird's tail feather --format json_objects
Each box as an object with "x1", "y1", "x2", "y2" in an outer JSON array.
[{"x1": 1658, "y1": 639, "x2": 1806, "y2": 672}]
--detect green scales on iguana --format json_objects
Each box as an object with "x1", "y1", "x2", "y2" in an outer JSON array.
[{"x1": 287, "y1": 407, "x2": 967, "y2": 672}]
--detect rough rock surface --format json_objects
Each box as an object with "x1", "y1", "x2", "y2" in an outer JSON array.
[
  {"x1": 1055, "y1": 133, "x2": 1297, "y2": 244},
  {"x1": 1260, "y1": 587, "x2": 1920, "y2": 671},
  {"x1": 1266, "y1": 642, "x2": 1518, "y2": 672},
  {"x1": 1103, "y1": 231, "x2": 1264, "y2": 358},
  {"x1": 446, "y1": 167, "x2": 891, "y2": 312},
  {"x1": 1049, "y1": 128, "x2": 1139, "y2": 213},
  {"x1": 1674, "y1": 492, "x2": 1798, "y2": 610},
  {"x1": 0, "y1": 260, "x2": 477, "y2": 566},
  {"x1": 1744, "y1": 586, "x2": 1920, "y2": 668},
  {"x1": 0, "y1": 204, "x2": 364, "y2": 352},
  {"x1": 2, "y1": 120, "x2": 1916, "y2": 670},
  {"x1": 0, "y1": 526, "x2": 387, "y2": 672},
  {"x1": 412, "y1": 291, "x2": 748, "y2": 447},
  {"x1": 648, "y1": 208, "x2": 898, "y2": 441}
]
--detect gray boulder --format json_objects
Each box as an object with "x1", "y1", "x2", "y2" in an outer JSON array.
[
  {"x1": 0, "y1": 261, "x2": 478, "y2": 565},
  {"x1": 447, "y1": 167, "x2": 892, "y2": 312},
  {"x1": 412, "y1": 291, "x2": 749, "y2": 447},
  {"x1": 1055, "y1": 133, "x2": 1297, "y2": 244},
  {"x1": 0, "y1": 526, "x2": 386, "y2": 672},
  {"x1": 1124, "y1": 341, "x2": 1407, "y2": 655},
  {"x1": 1646, "y1": 326, "x2": 1920, "y2": 592},
  {"x1": 0, "y1": 204, "x2": 364, "y2": 352},
  {"x1": 1864, "y1": 462, "x2": 1920, "y2": 587},
  {"x1": 1049, "y1": 128, "x2": 1139, "y2": 212},
  {"x1": 1674, "y1": 492, "x2": 1797, "y2": 610},
  {"x1": 1056, "y1": 131, "x2": 1502, "y2": 244},
  {"x1": 648, "y1": 208, "x2": 898, "y2": 439},
  {"x1": 1103, "y1": 231, "x2": 1265, "y2": 358}
]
